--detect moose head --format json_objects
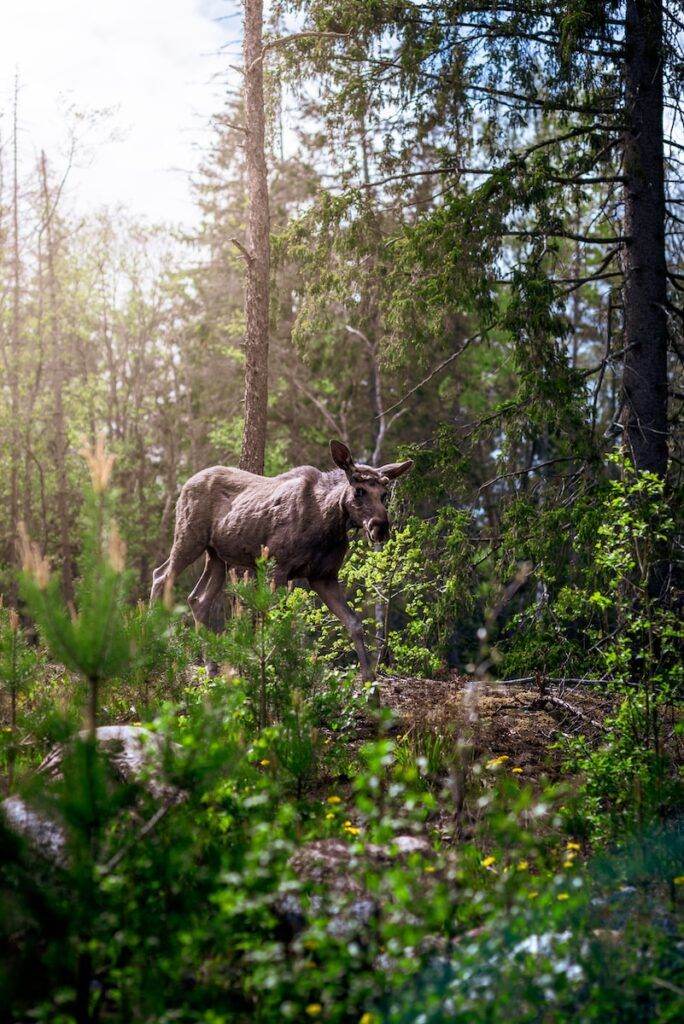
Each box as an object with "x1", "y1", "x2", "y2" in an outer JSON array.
[{"x1": 330, "y1": 439, "x2": 413, "y2": 544}]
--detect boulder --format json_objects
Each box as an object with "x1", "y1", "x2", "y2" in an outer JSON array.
[
  {"x1": 2, "y1": 725, "x2": 181, "y2": 862},
  {"x1": 280, "y1": 833, "x2": 437, "y2": 940}
]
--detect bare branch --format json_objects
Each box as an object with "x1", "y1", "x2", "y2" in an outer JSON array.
[
  {"x1": 503, "y1": 229, "x2": 628, "y2": 245},
  {"x1": 378, "y1": 328, "x2": 485, "y2": 417},
  {"x1": 477, "y1": 457, "x2": 577, "y2": 495},
  {"x1": 230, "y1": 237, "x2": 254, "y2": 264},
  {"x1": 285, "y1": 373, "x2": 347, "y2": 442}
]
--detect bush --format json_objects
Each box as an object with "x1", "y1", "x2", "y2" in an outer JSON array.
[{"x1": 0, "y1": 446, "x2": 681, "y2": 1023}]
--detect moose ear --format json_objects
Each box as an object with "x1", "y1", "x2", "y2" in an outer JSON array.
[
  {"x1": 330, "y1": 439, "x2": 355, "y2": 476},
  {"x1": 379, "y1": 459, "x2": 414, "y2": 480}
]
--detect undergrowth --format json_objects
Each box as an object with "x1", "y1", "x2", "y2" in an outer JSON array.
[{"x1": 0, "y1": 443, "x2": 681, "y2": 1023}]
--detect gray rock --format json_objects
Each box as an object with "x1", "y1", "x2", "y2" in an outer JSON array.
[
  {"x1": 281, "y1": 833, "x2": 436, "y2": 939},
  {"x1": 2, "y1": 725, "x2": 181, "y2": 862},
  {"x1": 2, "y1": 794, "x2": 67, "y2": 863}
]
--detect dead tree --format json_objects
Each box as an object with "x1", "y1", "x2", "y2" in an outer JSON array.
[{"x1": 239, "y1": 0, "x2": 270, "y2": 475}]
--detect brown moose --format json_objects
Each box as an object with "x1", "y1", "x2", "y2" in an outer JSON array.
[{"x1": 150, "y1": 440, "x2": 413, "y2": 679}]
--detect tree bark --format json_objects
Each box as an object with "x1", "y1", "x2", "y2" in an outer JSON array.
[
  {"x1": 7, "y1": 77, "x2": 21, "y2": 595},
  {"x1": 40, "y1": 152, "x2": 74, "y2": 602},
  {"x1": 239, "y1": 0, "x2": 270, "y2": 475},
  {"x1": 622, "y1": 0, "x2": 668, "y2": 477}
]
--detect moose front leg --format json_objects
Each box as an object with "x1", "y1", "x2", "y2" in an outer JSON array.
[{"x1": 310, "y1": 578, "x2": 373, "y2": 682}]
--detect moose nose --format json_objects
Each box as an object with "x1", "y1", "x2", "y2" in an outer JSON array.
[{"x1": 367, "y1": 517, "x2": 390, "y2": 544}]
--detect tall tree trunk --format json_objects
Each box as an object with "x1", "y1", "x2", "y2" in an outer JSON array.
[
  {"x1": 40, "y1": 152, "x2": 74, "y2": 601},
  {"x1": 8, "y1": 77, "x2": 21, "y2": 598},
  {"x1": 239, "y1": 0, "x2": 270, "y2": 475},
  {"x1": 622, "y1": 0, "x2": 668, "y2": 478}
]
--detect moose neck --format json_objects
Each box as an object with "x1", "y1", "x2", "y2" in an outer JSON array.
[{"x1": 316, "y1": 470, "x2": 351, "y2": 540}]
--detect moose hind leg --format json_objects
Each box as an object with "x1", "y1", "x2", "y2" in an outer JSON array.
[
  {"x1": 150, "y1": 557, "x2": 170, "y2": 603},
  {"x1": 310, "y1": 578, "x2": 373, "y2": 682},
  {"x1": 153, "y1": 534, "x2": 206, "y2": 606},
  {"x1": 188, "y1": 550, "x2": 227, "y2": 677},
  {"x1": 188, "y1": 550, "x2": 227, "y2": 631}
]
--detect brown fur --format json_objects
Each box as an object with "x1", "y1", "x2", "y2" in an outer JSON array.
[{"x1": 150, "y1": 440, "x2": 413, "y2": 679}]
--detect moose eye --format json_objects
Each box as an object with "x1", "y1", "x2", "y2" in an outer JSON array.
[{"x1": 355, "y1": 487, "x2": 365, "y2": 500}]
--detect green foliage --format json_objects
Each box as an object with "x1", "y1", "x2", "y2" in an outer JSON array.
[
  {"x1": 502, "y1": 457, "x2": 682, "y2": 684},
  {"x1": 505, "y1": 457, "x2": 684, "y2": 847},
  {"x1": 0, "y1": 605, "x2": 41, "y2": 787},
  {"x1": 1, "y1": 570, "x2": 682, "y2": 1022},
  {"x1": 287, "y1": 510, "x2": 473, "y2": 678},
  {"x1": 561, "y1": 702, "x2": 680, "y2": 846},
  {"x1": 0, "y1": 4, "x2": 682, "y2": 1018},
  {"x1": 17, "y1": 441, "x2": 171, "y2": 738},
  {"x1": 201, "y1": 554, "x2": 332, "y2": 728}
]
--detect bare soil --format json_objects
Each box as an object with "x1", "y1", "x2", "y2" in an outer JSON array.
[{"x1": 373, "y1": 672, "x2": 614, "y2": 779}]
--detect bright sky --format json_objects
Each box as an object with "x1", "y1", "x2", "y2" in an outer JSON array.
[{"x1": 1, "y1": 0, "x2": 241, "y2": 225}]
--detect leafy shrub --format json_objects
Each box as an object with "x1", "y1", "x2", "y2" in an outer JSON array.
[
  {"x1": 288, "y1": 509, "x2": 473, "y2": 677},
  {"x1": 0, "y1": 448, "x2": 681, "y2": 1023}
]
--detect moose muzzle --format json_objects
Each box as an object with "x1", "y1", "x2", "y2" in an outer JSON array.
[{"x1": 365, "y1": 517, "x2": 390, "y2": 544}]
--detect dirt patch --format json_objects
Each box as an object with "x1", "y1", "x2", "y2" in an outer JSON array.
[{"x1": 376, "y1": 673, "x2": 613, "y2": 779}]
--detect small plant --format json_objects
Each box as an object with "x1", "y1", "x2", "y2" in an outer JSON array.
[
  {"x1": 8, "y1": 436, "x2": 174, "y2": 1021},
  {"x1": 272, "y1": 689, "x2": 321, "y2": 797},
  {"x1": 394, "y1": 722, "x2": 455, "y2": 783},
  {"x1": 17, "y1": 436, "x2": 170, "y2": 739},
  {"x1": 289, "y1": 510, "x2": 473, "y2": 677},
  {"x1": 201, "y1": 550, "x2": 349, "y2": 734},
  {"x1": 0, "y1": 602, "x2": 40, "y2": 790}
]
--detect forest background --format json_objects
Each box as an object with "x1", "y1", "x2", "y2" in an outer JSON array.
[
  {"x1": 0, "y1": 1, "x2": 681, "y2": 666},
  {"x1": 0, "y1": 3, "x2": 682, "y2": 1021}
]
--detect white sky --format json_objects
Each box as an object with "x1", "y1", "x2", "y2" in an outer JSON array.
[{"x1": 1, "y1": 0, "x2": 241, "y2": 225}]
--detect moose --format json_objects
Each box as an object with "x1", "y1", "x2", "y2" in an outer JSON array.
[{"x1": 150, "y1": 440, "x2": 413, "y2": 678}]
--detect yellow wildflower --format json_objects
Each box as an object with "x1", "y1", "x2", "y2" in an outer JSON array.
[
  {"x1": 566, "y1": 841, "x2": 581, "y2": 851},
  {"x1": 305, "y1": 1004, "x2": 322, "y2": 1017},
  {"x1": 517, "y1": 860, "x2": 529, "y2": 871},
  {"x1": 557, "y1": 893, "x2": 569, "y2": 901},
  {"x1": 486, "y1": 755, "x2": 509, "y2": 769},
  {"x1": 360, "y1": 1014, "x2": 376, "y2": 1024},
  {"x1": 674, "y1": 876, "x2": 684, "y2": 886},
  {"x1": 424, "y1": 865, "x2": 436, "y2": 873},
  {"x1": 345, "y1": 826, "x2": 361, "y2": 836},
  {"x1": 325, "y1": 812, "x2": 335, "y2": 820},
  {"x1": 259, "y1": 759, "x2": 270, "y2": 766},
  {"x1": 563, "y1": 859, "x2": 575, "y2": 869},
  {"x1": 481, "y1": 856, "x2": 496, "y2": 868},
  {"x1": 528, "y1": 890, "x2": 539, "y2": 899},
  {"x1": 344, "y1": 820, "x2": 352, "y2": 826},
  {"x1": 511, "y1": 767, "x2": 523, "y2": 774},
  {"x1": 326, "y1": 795, "x2": 341, "y2": 805}
]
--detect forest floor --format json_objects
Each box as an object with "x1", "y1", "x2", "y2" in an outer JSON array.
[
  {"x1": 366, "y1": 672, "x2": 612, "y2": 779},
  {"x1": 291, "y1": 672, "x2": 615, "y2": 893}
]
